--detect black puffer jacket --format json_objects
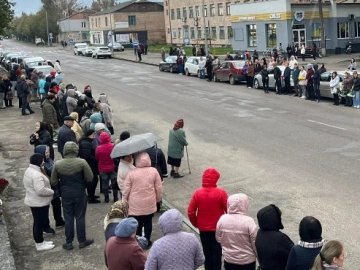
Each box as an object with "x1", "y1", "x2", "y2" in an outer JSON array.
[
  {"x1": 78, "y1": 137, "x2": 98, "y2": 175},
  {"x1": 255, "y1": 204, "x2": 294, "y2": 270}
]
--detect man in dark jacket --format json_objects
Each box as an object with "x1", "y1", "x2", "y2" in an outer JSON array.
[
  {"x1": 51, "y1": 141, "x2": 94, "y2": 250},
  {"x1": 205, "y1": 57, "x2": 213, "y2": 82},
  {"x1": 282, "y1": 63, "x2": 291, "y2": 94},
  {"x1": 256, "y1": 204, "x2": 294, "y2": 270},
  {"x1": 17, "y1": 75, "x2": 34, "y2": 115},
  {"x1": 274, "y1": 64, "x2": 282, "y2": 94},
  {"x1": 78, "y1": 130, "x2": 100, "y2": 204},
  {"x1": 57, "y1": 116, "x2": 77, "y2": 157},
  {"x1": 42, "y1": 94, "x2": 59, "y2": 130}
]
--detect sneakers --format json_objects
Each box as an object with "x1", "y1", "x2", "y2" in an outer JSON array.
[
  {"x1": 62, "y1": 242, "x2": 74, "y2": 250},
  {"x1": 79, "y1": 239, "x2": 94, "y2": 249},
  {"x1": 35, "y1": 241, "x2": 55, "y2": 251},
  {"x1": 43, "y1": 227, "x2": 56, "y2": 235}
]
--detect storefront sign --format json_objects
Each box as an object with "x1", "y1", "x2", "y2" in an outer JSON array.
[
  {"x1": 269, "y1": 13, "x2": 281, "y2": 20},
  {"x1": 294, "y1": 10, "x2": 305, "y2": 22},
  {"x1": 115, "y1": 21, "x2": 129, "y2": 29}
]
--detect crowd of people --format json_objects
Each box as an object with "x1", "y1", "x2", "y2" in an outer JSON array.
[{"x1": 1, "y1": 50, "x2": 348, "y2": 269}]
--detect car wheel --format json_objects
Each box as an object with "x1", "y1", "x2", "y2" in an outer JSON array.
[
  {"x1": 185, "y1": 68, "x2": 190, "y2": 76},
  {"x1": 254, "y1": 79, "x2": 260, "y2": 89},
  {"x1": 159, "y1": 66, "x2": 163, "y2": 72},
  {"x1": 109, "y1": 55, "x2": 112, "y2": 59},
  {"x1": 229, "y1": 76, "x2": 235, "y2": 85},
  {"x1": 170, "y1": 66, "x2": 174, "y2": 73}
]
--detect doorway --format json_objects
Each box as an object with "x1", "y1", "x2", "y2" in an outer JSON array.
[{"x1": 292, "y1": 28, "x2": 306, "y2": 47}]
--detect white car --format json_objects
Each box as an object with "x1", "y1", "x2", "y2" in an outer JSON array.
[
  {"x1": 185, "y1": 56, "x2": 206, "y2": 77},
  {"x1": 22, "y1": 57, "x2": 46, "y2": 69},
  {"x1": 107, "y1": 42, "x2": 124, "y2": 52},
  {"x1": 32, "y1": 65, "x2": 55, "y2": 77},
  {"x1": 73, "y1": 43, "x2": 87, "y2": 55},
  {"x1": 92, "y1": 47, "x2": 112, "y2": 59},
  {"x1": 81, "y1": 46, "x2": 94, "y2": 57}
]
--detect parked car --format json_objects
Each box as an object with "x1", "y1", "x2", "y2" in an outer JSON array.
[
  {"x1": 6, "y1": 54, "x2": 30, "y2": 71},
  {"x1": 159, "y1": 56, "x2": 178, "y2": 73},
  {"x1": 107, "y1": 42, "x2": 125, "y2": 52},
  {"x1": 22, "y1": 57, "x2": 46, "y2": 69},
  {"x1": 253, "y1": 66, "x2": 294, "y2": 91},
  {"x1": 73, "y1": 43, "x2": 87, "y2": 55},
  {"x1": 81, "y1": 46, "x2": 94, "y2": 57},
  {"x1": 35, "y1": 38, "x2": 45, "y2": 46},
  {"x1": 185, "y1": 56, "x2": 207, "y2": 77},
  {"x1": 30, "y1": 65, "x2": 55, "y2": 77},
  {"x1": 213, "y1": 60, "x2": 246, "y2": 85},
  {"x1": 2, "y1": 52, "x2": 23, "y2": 68},
  {"x1": 92, "y1": 47, "x2": 112, "y2": 59},
  {"x1": 319, "y1": 71, "x2": 350, "y2": 99}
]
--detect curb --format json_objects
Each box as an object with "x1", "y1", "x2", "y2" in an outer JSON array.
[
  {"x1": 113, "y1": 56, "x2": 158, "y2": 67},
  {"x1": 0, "y1": 214, "x2": 16, "y2": 270}
]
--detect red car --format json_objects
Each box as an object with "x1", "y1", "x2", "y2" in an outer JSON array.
[{"x1": 213, "y1": 60, "x2": 246, "y2": 85}]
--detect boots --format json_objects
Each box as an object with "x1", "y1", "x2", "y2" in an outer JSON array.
[{"x1": 113, "y1": 190, "x2": 118, "y2": 202}]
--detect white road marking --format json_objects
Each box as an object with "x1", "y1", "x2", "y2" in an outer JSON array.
[{"x1": 307, "y1": 119, "x2": 346, "y2": 130}]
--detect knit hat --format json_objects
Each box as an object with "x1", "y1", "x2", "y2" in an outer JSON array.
[
  {"x1": 202, "y1": 167, "x2": 220, "y2": 187},
  {"x1": 30, "y1": 153, "x2": 44, "y2": 167},
  {"x1": 95, "y1": 123, "x2": 107, "y2": 133},
  {"x1": 299, "y1": 216, "x2": 322, "y2": 242},
  {"x1": 115, "y1": 217, "x2": 138, "y2": 238},
  {"x1": 173, "y1": 119, "x2": 184, "y2": 130}
]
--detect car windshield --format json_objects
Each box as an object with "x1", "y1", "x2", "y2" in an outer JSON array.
[
  {"x1": 233, "y1": 61, "x2": 245, "y2": 68},
  {"x1": 27, "y1": 62, "x2": 43, "y2": 68},
  {"x1": 165, "y1": 56, "x2": 177, "y2": 63}
]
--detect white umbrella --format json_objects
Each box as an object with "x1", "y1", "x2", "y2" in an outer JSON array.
[{"x1": 110, "y1": 133, "x2": 157, "y2": 158}]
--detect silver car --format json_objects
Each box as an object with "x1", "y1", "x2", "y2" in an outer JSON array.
[{"x1": 254, "y1": 66, "x2": 294, "y2": 91}]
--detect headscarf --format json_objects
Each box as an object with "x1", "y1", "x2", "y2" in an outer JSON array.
[
  {"x1": 173, "y1": 119, "x2": 184, "y2": 130},
  {"x1": 103, "y1": 200, "x2": 129, "y2": 230}
]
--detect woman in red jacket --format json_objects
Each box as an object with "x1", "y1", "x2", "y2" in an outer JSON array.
[
  {"x1": 187, "y1": 167, "x2": 228, "y2": 270},
  {"x1": 95, "y1": 132, "x2": 117, "y2": 202}
]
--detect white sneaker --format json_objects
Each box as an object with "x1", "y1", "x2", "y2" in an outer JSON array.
[
  {"x1": 44, "y1": 241, "x2": 54, "y2": 245},
  {"x1": 35, "y1": 242, "x2": 55, "y2": 251}
]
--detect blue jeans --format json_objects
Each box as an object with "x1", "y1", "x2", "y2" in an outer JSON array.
[{"x1": 354, "y1": 91, "x2": 360, "y2": 107}]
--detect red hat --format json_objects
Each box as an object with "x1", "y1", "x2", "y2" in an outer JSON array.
[
  {"x1": 173, "y1": 119, "x2": 184, "y2": 130},
  {"x1": 50, "y1": 70, "x2": 56, "y2": 77}
]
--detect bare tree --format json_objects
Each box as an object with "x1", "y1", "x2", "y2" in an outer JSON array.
[
  {"x1": 91, "y1": 0, "x2": 117, "y2": 12},
  {"x1": 318, "y1": 0, "x2": 326, "y2": 56}
]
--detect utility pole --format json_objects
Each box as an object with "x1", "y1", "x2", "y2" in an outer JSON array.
[
  {"x1": 46, "y1": 10, "x2": 50, "y2": 46},
  {"x1": 169, "y1": 0, "x2": 173, "y2": 45},
  {"x1": 109, "y1": 13, "x2": 114, "y2": 57},
  {"x1": 202, "y1": 0, "x2": 209, "y2": 55},
  {"x1": 319, "y1": 0, "x2": 326, "y2": 56}
]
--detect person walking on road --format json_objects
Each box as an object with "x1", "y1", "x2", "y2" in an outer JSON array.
[
  {"x1": 311, "y1": 240, "x2": 346, "y2": 270},
  {"x1": 145, "y1": 209, "x2": 205, "y2": 270},
  {"x1": 23, "y1": 153, "x2": 55, "y2": 251},
  {"x1": 285, "y1": 216, "x2": 324, "y2": 270},
  {"x1": 216, "y1": 193, "x2": 258, "y2": 270},
  {"x1": 57, "y1": 116, "x2": 77, "y2": 157},
  {"x1": 167, "y1": 119, "x2": 188, "y2": 178},
  {"x1": 256, "y1": 204, "x2": 294, "y2": 270},
  {"x1": 187, "y1": 167, "x2": 228, "y2": 270},
  {"x1": 123, "y1": 152, "x2": 162, "y2": 248},
  {"x1": 51, "y1": 141, "x2": 94, "y2": 250}
]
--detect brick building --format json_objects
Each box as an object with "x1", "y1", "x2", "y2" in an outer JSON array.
[{"x1": 88, "y1": 0, "x2": 165, "y2": 45}]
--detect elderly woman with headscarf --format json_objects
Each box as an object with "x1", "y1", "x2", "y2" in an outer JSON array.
[
  {"x1": 69, "y1": 112, "x2": 83, "y2": 141},
  {"x1": 167, "y1": 119, "x2": 188, "y2": 178}
]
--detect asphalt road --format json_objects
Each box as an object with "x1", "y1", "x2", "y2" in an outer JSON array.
[{"x1": 3, "y1": 40, "x2": 359, "y2": 269}]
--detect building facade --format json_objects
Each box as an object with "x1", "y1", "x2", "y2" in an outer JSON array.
[
  {"x1": 231, "y1": 0, "x2": 360, "y2": 53},
  {"x1": 88, "y1": 0, "x2": 165, "y2": 45},
  {"x1": 57, "y1": 10, "x2": 95, "y2": 43},
  {"x1": 164, "y1": 0, "x2": 259, "y2": 46}
]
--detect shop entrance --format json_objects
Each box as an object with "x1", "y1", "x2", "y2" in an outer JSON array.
[{"x1": 292, "y1": 28, "x2": 306, "y2": 47}]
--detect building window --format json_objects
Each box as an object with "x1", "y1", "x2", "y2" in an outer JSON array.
[
  {"x1": 166, "y1": 9, "x2": 168, "y2": 16},
  {"x1": 266, "y1": 23, "x2": 277, "y2": 47},
  {"x1": 195, "y1": 6, "x2": 200, "y2": 17},
  {"x1": 337, "y1": 22, "x2": 349, "y2": 38},
  {"x1": 197, "y1": 27, "x2": 202, "y2": 39},
  {"x1": 98, "y1": 18, "x2": 101, "y2": 27},
  {"x1": 226, "y1": 2, "x2": 231, "y2": 15},
  {"x1": 95, "y1": 18, "x2": 98, "y2": 27},
  {"x1": 81, "y1": 21, "x2": 86, "y2": 28},
  {"x1": 128, "y1": 15, "x2": 136, "y2": 26},
  {"x1": 171, "y1": 9, "x2": 175, "y2": 20},
  {"x1": 355, "y1": 21, "x2": 360, "y2": 38},
  {"x1": 183, "y1": 7, "x2": 187, "y2": 18},
  {"x1": 227, "y1": 26, "x2": 233, "y2": 38},
  {"x1": 247, "y1": 24, "x2": 257, "y2": 47},
  {"x1": 91, "y1": 18, "x2": 94, "y2": 28},
  {"x1": 172, "y1": 29, "x2": 177, "y2": 38},
  {"x1": 218, "y1": 3, "x2": 224, "y2": 16},
  {"x1": 312, "y1": 22, "x2": 321, "y2": 38},
  {"x1": 210, "y1": 4, "x2": 215, "y2": 17},
  {"x1": 189, "y1": 7, "x2": 194, "y2": 18},
  {"x1": 203, "y1": 5, "x2": 207, "y2": 17},
  {"x1": 219, "y1": 26, "x2": 225, "y2": 39},
  {"x1": 211, "y1": 27, "x2": 217, "y2": 39},
  {"x1": 176, "y1": 8, "x2": 181, "y2": 19},
  {"x1": 190, "y1": 27, "x2": 195, "y2": 39},
  {"x1": 178, "y1": 28, "x2": 182, "y2": 38},
  {"x1": 105, "y1": 17, "x2": 108, "y2": 27},
  {"x1": 205, "y1": 27, "x2": 209, "y2": 37}
]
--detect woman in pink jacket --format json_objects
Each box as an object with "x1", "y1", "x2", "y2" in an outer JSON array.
[
  {"x1": 216, "y1": 193, "x2": 258, "y2": 270},
  {"x1": 95, "y1": 132, "x2": 117, "y2": 202},
  {"x1": 123, "y1": 152, "x2": 162, "y2": 248}
]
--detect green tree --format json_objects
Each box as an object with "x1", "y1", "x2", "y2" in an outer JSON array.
[{"x1": 0, "y1": 0, "x2": 15, "y2": 35}]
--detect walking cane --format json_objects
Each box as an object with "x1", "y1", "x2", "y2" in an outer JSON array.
[{"x1": 185, "y1": 146, "x2": 191, "y2": 174}]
